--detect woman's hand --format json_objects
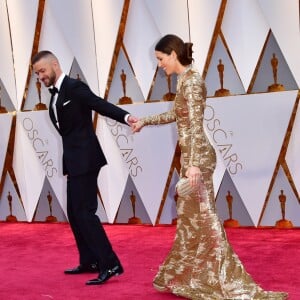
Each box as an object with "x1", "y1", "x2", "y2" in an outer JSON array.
[
  {"x1": 186, "y1": 166, "x2": 201, "y2": 187},
  {"x1": 132, "y1": 120, "x2": 144, "y2": 133}
]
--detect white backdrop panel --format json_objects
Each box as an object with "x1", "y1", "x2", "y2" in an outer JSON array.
[
  {"x1": 38, "y1": 1, "x2": 74, "y2": 73},
  {"x1": 0, "y1": 113, "x2": 13, "y2": 178},
  {"x1": 142, "y1": 0, "x2": 220, "y2": 76},
  {"x1": 286, "y1": 101, "x2": 300, "y2": 197},
  {"x1": 216, "y1": 170, "x2": 254, "y2": 226},
  {"x1": 92, "y1": 0, "x2": 124, "y2": 97},
  {"x1": 124, "y1": 0, "x2": 160, "y2": 99},
  {"x1": 258, "y1": 0, "x2": 300, "y2": 87},
  {"x1": 117, "y1": 102, "x2": 177, "y2": 224},
  {"x1": 206, "y1": 91, "x2": 297, "y2": 225},
  {"x1": 14, "y1": 111, "x2": 66, "y2": 221},
  {"x1": 7, "y1": 0, "x2": 38, "y2": 109},
  {"x1": 46, "y1": 0, "x2": 99, "y2": 93},
  {"x1": 144, "y1": 0, "x2": 189, "y2": 42},
  {"x1": 0, "y1": 1, "x2": 17, "y2": 108},
  {"x1": 13, "y1": 112, "x2": 46, "y2": 221},
  {"x1": 205, "y1": 37, "x2": 245, "y2": 96},
  {"x1": 108, "y1": 48, "x2": 145, "y2": 104},
  {"x1": 222, "y1": 0, "x2": 269, "y2": 90},
  {"x1": 0, "y1": 173, "x2": 27, "y2": 222},
  {"x1": 188, "y1": 0, "x2": 221, "y2": 74},
  {"x1": 96, "y1": 116, "x2": 130, "y2": 223},
  {"x1": 251, "y1": 33, "x2": 298, "y2": 93},
  {"x1": 260, "y1": 166, "x2": 300, "y2": 227}
]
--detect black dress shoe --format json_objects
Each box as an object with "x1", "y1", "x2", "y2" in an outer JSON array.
[
  {"x1": 64, "y1": 263, "x2": 99, "y2": 274},
  {"x1": 86, "y1": 264, "x2": 124, "y2": 285}
]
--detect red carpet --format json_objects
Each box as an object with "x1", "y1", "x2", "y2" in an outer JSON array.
[{"x1": 0, "y1": 223, "x2": 298, "y2": 300}]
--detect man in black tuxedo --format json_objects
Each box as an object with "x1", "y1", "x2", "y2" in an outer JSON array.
[{"x1": 32, "y1": 51, "x2": 137, "y2": 285}]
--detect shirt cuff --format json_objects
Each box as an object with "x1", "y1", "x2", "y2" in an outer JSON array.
[{"x1": 125, "y1": 114, "x2": 131, "y2": 124}]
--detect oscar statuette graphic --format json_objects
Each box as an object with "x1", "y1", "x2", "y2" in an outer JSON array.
[
  {"x1": 34, "y1": 78, "x2": 47, "y2": 110},
  {"x1": 118, "y1": 69, "x2": 132, "y2": 105},
  {"x1": 128, "y1": 191, "x2": 141, "y2": 224},
  {"x1": 214, "y1": 59, "x2": 230, "y2": 97},
  {"x1": 6, "y1": 192, "x2": 17, "y2": 222},
  {"x1": 0, "y1": 86, "x2": 8, "y2": 113},
  {"x1": 223, "y1": 191, "x2": 240, "y2": 227},
  {"x1": 163, "y1": 73, "x2": 175, "y2": 101},
  {"x1": 275, "y1": 190, "x2": 293, "y2": 228},
  {"x1": 45, "y1": 191, "x2": 57, "y2": 222},
  {"x1": 268, "y1": 53, "x2": 285, "y2": 92}
]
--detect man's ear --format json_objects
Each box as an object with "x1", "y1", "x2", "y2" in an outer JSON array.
[{"x1": 52, "y1": 60, "x2": 60, "y2": 71}]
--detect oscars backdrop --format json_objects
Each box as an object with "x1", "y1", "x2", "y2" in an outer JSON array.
[{"x1": 0, "y1": 0, "x2": 299, "y2": 227}]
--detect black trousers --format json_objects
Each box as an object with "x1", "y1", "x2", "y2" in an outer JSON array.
[{"x1": 66, "y1": 168, "x2": 119, "y2": 270}]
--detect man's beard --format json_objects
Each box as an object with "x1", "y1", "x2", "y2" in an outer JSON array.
[{"x1": 45, "y1": 70, "x2": 56, "y2": 87}]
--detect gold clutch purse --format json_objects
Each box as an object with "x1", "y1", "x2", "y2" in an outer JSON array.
[{"x1": 176, "y1": 177, "x2": 198, "y2": 197}]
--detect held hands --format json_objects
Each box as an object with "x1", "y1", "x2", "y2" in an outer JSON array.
[
  {"x1": 127, "y1": 115, "x2": 139, "y2": 127},
  {"x1": 126, "y1": 115, "x2": 144, "y2": 133},
  {"x1": 132, "y1": 120, "x2": 144, "y2": 133}
]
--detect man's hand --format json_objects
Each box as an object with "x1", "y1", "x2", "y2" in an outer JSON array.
[{"x1": 127, "y1": 115, "x2": 139, "y2": 127}]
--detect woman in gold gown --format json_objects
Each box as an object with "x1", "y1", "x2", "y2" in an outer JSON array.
[{"x1": 132, "y1": 34, "x2": 287, "y2": 300}]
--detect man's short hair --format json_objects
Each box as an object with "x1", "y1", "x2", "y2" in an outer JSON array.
[{"x1": 31, "y1": 50, "x2": 57, "y2": 65}]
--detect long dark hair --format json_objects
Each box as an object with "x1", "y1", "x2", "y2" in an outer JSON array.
[{"x1": 155, "y1": 34, "x2": 193, "y2": 65}]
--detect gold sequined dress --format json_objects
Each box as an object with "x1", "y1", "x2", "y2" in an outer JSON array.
[{"x1": 141, "y1": 66, "x2": 287, "y2": 300}]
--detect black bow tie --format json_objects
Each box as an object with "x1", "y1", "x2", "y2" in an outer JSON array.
[{"x1": 49, "y1": 87, "x2": 58, "y2": 95}]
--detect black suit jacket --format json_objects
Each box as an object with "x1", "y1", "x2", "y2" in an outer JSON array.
[{"x1": 49, "y1": 76, "x2": 129, "y2": 176}]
